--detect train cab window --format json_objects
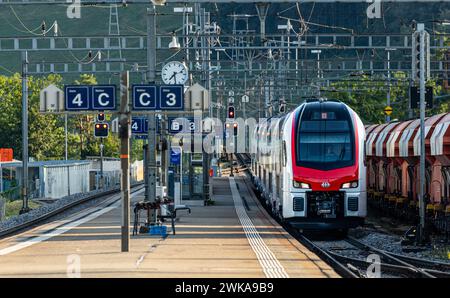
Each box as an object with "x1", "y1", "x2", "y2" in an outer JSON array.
[{"x1": 295, "y1": 102, "x2": 355, "y2": 171}]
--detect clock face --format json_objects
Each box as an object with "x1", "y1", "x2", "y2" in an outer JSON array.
[{"x1": 161, "y1": 61, "x2": 189, "y2": 85}]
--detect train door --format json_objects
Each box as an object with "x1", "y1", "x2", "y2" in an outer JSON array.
[
  {"x1": 276, "y1": 175, "x2": 281, "y2": 202},
  {"x1": 395, "y1": 167, "x2": 402, "y2": 194},
  {"x1": 263, "y1": 168, "x2": 266, "y2": 188},
  {"x1": 425, "y1": 164, "x2": 432, "y2": 196},
  {"x1": 407, "y1": 165, "x2": 415, "y2": 200},
  {"x1": 442, "y1": 167, "x2": 450, "y2": 201},
  {"x1": 268, "y1": 172, "x2": 273, "y2": 197},
  {"x1": 382, "y1": 163, "x2": 388, "y2": 192}
]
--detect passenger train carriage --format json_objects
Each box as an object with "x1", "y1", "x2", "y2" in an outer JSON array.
[{"x1": 251, "y1": 99, "x2": 367, "y2": 231}]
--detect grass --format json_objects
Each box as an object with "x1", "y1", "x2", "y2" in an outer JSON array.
[{"x1": 4, "y1": 200, "x2": 41, "y2": 220}]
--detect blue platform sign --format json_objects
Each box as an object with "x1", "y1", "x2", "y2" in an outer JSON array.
[
  {"x1": 132, "y1": 84, "x2": 184, "y2": 111},
  {"x1": 65, "y1": 86, "x2": 89, "y2": 110},
  {"x1": 130, "y1": 117, "x2": 163, "y2": 134},
  {"x1": 132, "y1": 85, "x2": 157, "y2": 110},
  {"x1": 65, "y1": 85, "x2": 116, "y2": 111},
  {"x1": 159, "y1": 85, "x2": 184, "y2": 110},
  {"x1": 131, "y1": 117, "x2": 145, "y2": 134},
  {"x1": 134, "y1": 135, "x2": 148, "y2": 140},
  {"x1": 170, "y1": 148, "x2": 181, "y2": 165},
  {"x1": 92, "y1": 85, "x2": 116, "y2": 110},
  {"x1": 168, "y1": 117, "x2": 196, "y2": 134}
]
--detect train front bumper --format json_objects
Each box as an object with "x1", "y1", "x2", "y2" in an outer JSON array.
[{"x1": 283, "y1": 190, "x2": 367, "y2": 222}]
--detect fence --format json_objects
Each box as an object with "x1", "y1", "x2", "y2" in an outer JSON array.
[
  {"x1": 0, "y1": 195, "x2": 5, "y2": 222},
  {"x1": 0, "y1": 159, "x2": 144, "y2": 202}
]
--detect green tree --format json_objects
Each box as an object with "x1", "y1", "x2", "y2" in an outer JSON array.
[
  {"x1": 324, "y1": 72, "x2": 445, "y2": 124},
  {"x1": 0, "y1": 73, "x2": 65, "y2": 160},
  {"x1": 66, "y1": 74, "x2": 120, "y2": 159}
]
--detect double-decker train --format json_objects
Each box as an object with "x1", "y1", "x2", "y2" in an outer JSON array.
[{"x1": 250, "y1": 99, "x2": 367, "y2": 231}]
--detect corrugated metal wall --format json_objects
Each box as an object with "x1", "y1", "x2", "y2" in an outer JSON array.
[{"x1": 43, "y1": 163, "x2": 90, "y2": 199}]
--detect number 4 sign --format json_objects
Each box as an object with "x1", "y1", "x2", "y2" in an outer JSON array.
[{"x1": 66, "y1": 86, "x2": 89, "y2": 110}]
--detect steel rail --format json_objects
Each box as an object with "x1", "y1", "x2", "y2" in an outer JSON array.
[
  {"x1": 345, "y1": 236, "x2": 444, "y2": 278},
  {"x1": 234, "y1": 153, "x2": 360, "y2": 278}
]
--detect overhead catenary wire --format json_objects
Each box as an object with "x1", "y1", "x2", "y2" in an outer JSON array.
[{"x1": 9, "y1": 6, "x2": 58, "y2": 36}]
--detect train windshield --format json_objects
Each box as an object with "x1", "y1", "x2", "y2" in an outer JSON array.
[{"x1": 296, "y1": 102, "x2": 355, "y2": 171}]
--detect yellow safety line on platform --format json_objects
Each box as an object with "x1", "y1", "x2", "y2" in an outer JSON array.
[{"x1": 229, "y1": 177, "x2": 289, "y2": 278}]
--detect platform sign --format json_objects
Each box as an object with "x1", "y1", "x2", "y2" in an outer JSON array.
[
  {"x1": 159, "y1": 85, "x2": 184, "y2": 110},
  {"x1": 65, "y1": 86, "x2": 89, "y2": 110},
  {"x1": 130, "y1": 117, "x2": 162, "y2": 134},
  {"x1": 132, "y1": 85, "x2": 157, "y2": 110},
  {"x1": 65, "y1": 85, "x2": 116, "y2": 111},
  {"x1": 134, "y1": 135, "x2": 148, "y2": 140},
  {"x1": 132, "y1": 85, "x2": 184, "y2": 111},
  {"x1": 92, "y1": 85, "x2": 116, "y2": 110},
  {"x1": 131, "y1": 117, "x2": 145, "y2": 134},
  {"x1": 170, "y1": 148, "x2": 181, "y2": 165},
  {"x1": 168, "y1": 117, "x2": 197, "y2": 134}
]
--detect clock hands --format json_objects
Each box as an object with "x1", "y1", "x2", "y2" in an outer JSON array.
[
  {"x1": 172, "y1": 70, "x2": 186, "y2": 84},
  {"x1": 169, "y1": 71, "x2": 177, "y2": 83}
]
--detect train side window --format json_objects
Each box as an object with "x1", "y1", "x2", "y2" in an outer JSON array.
[{"x1": 282, "y1": 141, "x2": 287, "y2": 167}]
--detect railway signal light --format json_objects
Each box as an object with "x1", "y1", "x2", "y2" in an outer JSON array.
[
  {"x1": 97, "y1": 112, "x2": 105, "y2": 122},
  {"x1": 233, "y1": 123, "x2": 238, "y2": 136},
  {"x1": 412, "y1": 29, "x2": 430, "y2": 85},
  {"x1": 94, "y1": 123, "x2": 109, "y2": 138},
  {"x1": 228, "y1": 106, "x2": 235, "y2": 119}
]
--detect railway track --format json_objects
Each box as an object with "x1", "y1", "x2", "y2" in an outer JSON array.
[
  {"x1": 0, "y1": 183, "x2": 144, "y2": 239},
  {"x1": 234, "y1": 153, "x2": 450, "y2": 278},
  {"x1": 309, "y1": 235, "x2": 450, "y2": 278}
]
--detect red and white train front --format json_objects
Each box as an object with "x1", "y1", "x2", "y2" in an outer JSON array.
[{"x1": 251, "y1": 100, "x2": 366, "y2": 230}]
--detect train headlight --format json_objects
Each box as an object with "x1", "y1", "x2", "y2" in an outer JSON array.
[
  {"x1": 342, "y1": 181, "x2": 359, "y2": 189},
  {"x1": 293, "y1": 181, "x2": 310, "y2": 189}
]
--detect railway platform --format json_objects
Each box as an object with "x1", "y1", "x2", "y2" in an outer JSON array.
[{"x1": 0, "y1": 174, "x2": 338, "y2": 278}]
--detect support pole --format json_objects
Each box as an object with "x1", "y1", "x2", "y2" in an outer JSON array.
[
  {"x1": 65, "y1": 114, "x2": 68, "y2": 160},
  {"x1": 256, "y1": 2, "x2": 269, "y2": 118},
  {"x1": 386, "y1": 49, "x2": 392, "y2": 123},
  {"x1": 418, "y1": 26, "x2": 426, "y2": 244},
  {"x1": 20, "y1": 51, "x2": 29, "y2": 214},
  {"x1": 146, "y1": 5, "x2": 157, "y2": 223},
  {"x1": 100, "y1": 138, "x2": 104, "y2": 189},
  {"x1": 255, "y1": 3, "x2": 269, "y2": 43},
  {"x1": 119, "y1": 71, "x2": 131, "y2": 252}
]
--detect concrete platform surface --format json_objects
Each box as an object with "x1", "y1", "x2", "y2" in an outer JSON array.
[{"x1": 0, "y1": 175, "x2": 338, "y2": 278}]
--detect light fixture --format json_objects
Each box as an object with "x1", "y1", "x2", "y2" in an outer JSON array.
[
  {"x1": 168, "y1": 33, "x2": 181, "y2": 51},
  {"x1": 151, "y1": 0, "x2": 166, "y2": 5},
  {"x1": 53, "y1": 21, "x2": 58, "y2": 36}
]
